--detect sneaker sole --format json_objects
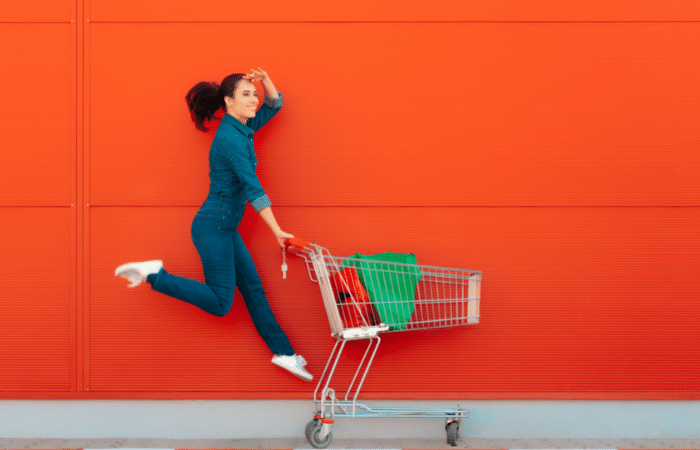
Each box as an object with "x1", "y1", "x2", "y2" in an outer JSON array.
[{"x1": 272, "y1": 360, "x2": 313, "y2": 382}]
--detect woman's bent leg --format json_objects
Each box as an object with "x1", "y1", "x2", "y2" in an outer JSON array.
[
  {"x1": 233, "y1": 232, "x2": 295, "y2": 356},
  {"x1": 150, "y1": 229, "x2": 236, "y2": 317}
]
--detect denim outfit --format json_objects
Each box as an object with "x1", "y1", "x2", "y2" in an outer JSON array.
[{"x1": 149, "y1": 93, "x2": 294, "y2": 356}]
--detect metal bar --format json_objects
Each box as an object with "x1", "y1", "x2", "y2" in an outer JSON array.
[
  {"x1": 320, "y1": 340, "x2": 346, "y2": 408},
  {"x1": 351, "y1": 336, "x2": 382, "y2": 417},
  {"x1": 313, "y1": 340, "x2": 342, "y2": 403},
  {"x1": 344, "y1": 338, "x2": 375, "y2": 401},
  {"x1": 327, "y1": 400, "x2": 467, "y2": 419}
]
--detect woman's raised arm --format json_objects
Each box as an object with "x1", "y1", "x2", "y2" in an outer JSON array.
[{"x1": 245, "y1": 67, "x2": 279, "y2": 99}]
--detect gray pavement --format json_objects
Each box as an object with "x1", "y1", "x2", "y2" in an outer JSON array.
[
  {"x1": 2, "y1": 400, "x2": 699, "y2": 449},
  {"x1": 1, "y1": 438, "x2": 700, "y2": 449}
]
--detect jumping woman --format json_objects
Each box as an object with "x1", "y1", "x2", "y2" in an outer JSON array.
[{"x1": 115, "y1": 68, "x2": 313, "y2": 382}]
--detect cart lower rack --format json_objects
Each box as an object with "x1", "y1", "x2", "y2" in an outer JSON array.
[{"x1": 285, "y1": 239, "x2": 481, "y2": 448}]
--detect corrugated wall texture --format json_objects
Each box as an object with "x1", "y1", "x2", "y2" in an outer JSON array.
[
  {"x1": 1, "y1": 0, "x2": 699, "y2": 399},
  {"x1": 0, "y1": 2, "x2": 76, "y2": 393}
]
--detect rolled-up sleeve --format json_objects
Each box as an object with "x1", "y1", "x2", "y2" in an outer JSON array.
[
  {"x1": 250, "y1": 195, "x2": 272, "y2": 212},
  {"x1": 264, "y1": 92, "x2": 283, "y2": 108},
  {"x1": 221, "y1": 139, "x2": 271, "y2": 213}
]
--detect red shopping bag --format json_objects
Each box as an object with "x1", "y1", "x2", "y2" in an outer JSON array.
[{"x1": 329, "y1": 268, "x2": 379, "y2": 328}]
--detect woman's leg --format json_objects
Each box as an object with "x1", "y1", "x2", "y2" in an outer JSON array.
[
  {"x1": 233, "y1": 231, "x2": 295, "y2": 356},
  {"x1": 149, "y1": 225, "x2": 236, "y2": 317}
]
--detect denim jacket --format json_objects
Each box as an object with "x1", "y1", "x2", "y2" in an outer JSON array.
[{"x1": 208, "y1": 92, "x2": 283, "y2": 213}]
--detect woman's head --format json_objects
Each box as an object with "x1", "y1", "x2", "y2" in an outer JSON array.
[
  {"x1": 223, "y1": 77, "x2": 259, "y2": 124},
  {"x1": 186, "y1": 73, "x2": 257, "y2": 131}
]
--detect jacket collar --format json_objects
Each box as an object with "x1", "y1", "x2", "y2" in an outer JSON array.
[{"x1": 222, "y1": 113, "x2": 253, "y2": 138}]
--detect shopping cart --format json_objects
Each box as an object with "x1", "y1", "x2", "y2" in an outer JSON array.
[{"x1": 284, "y1": 238, "x2": 482, "y2": 448}]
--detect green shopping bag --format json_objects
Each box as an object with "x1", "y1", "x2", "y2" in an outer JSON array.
[{"x1": 342, "y1": 252, "x2": 422, "y2": 331}]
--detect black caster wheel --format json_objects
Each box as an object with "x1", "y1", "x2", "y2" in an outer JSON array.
[
  {"x1": 307, "y1": 420, "x2": 333, "y2": 448},
  {"x1": 305, "y1": 419, "x2": 319, "y2": 442},
  {"x1": 446, "y1": 420, "x2": 460, "y2": 446}
]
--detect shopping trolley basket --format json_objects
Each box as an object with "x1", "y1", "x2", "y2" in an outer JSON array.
[{"x1": 284, "y1": 238, "x2": 481, "y2": 448}]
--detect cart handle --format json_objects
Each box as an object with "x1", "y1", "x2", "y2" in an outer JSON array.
[{"x1": 284, "y1": 237, "x2": 314, "y2": 255}]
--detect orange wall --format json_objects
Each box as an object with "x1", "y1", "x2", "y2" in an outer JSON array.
[{"x1": 1, "y1": 1, "x2": 699, "y2": 399}]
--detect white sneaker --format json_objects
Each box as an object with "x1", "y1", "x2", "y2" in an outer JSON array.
[
  {"x1": 115, "y1": 260, "x2": 163, "y2": 288},
  {"x1": 271, "y1": 354, "x2": 313, "y2": 381}
]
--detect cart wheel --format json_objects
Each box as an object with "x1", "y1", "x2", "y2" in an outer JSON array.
[
  {"x1": 305, "y1": 419, "x2": 318, "y2": 441},
  {"x1": 307, "y1": 421, "x2": 333, "y2": 449},
  {"x1": 446, "y1": 421, "x2": 460, "y2": 447}
]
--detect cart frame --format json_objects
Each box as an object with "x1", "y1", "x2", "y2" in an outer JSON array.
[{"x1": 285, "y1": 239, "x2": 480, "y2": 448}]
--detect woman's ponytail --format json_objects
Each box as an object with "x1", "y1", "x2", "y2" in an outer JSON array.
[
  {"x1": 185, "y1": 74, "x2": 246, "y2": 132},
  {"x1": 185, "y1": 81, "x2": 223, "y2": 132}
]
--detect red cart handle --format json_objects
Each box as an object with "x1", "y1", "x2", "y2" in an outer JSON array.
[{"x1": 284, "y1": 237, "x2": 313, "y2": 255}]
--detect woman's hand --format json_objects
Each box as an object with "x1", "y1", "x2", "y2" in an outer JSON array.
[
  {"x1": 244, "y1": 67, "x2": 268, "y2": 83},
  {"x1": 245, "y1": 67, "x2": 279, "y2": 100},
  {"x1": 275, "y1": 230, "x2": 295, "y2": 249}
]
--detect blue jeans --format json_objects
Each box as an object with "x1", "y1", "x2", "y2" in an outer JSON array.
[{"x1": 149, "y1": 194, "x2": 295, "y2": 356}]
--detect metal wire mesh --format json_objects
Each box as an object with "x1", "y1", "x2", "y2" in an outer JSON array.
[{"x1": 319, "y1": 254, "x2": 481, "y2": 334}]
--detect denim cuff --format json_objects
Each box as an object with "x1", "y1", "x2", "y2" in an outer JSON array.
[
  {"x1": 264, "y1": 92, "x2": 283, "y2": 109},
  {"x1": 149, "y1": 267, "x2": 165, "y2": 289},
  {"x1": 251, "y1": 194, "x2": 272, "y2": 213}
]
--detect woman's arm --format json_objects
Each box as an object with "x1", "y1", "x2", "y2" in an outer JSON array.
[
  {"x1": 246, "y1": 67, "x2": 278, "y2": 98},
  {"x1": 218, "y1": 139, "x2": 292, "y2": 247},
  {"x1": 259, "y1": 206, "x2": 294, "y2": 248},
  {"x1": 245, "y1": 69, "x2": 290, "y2": 246},
  {"x1": 245, "y1": 68, "x2": 282, "y2": 132}
]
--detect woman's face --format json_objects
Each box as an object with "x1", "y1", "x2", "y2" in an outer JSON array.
[{"x1": 224, "y1": 79, "x2": 259, "y2": 122}]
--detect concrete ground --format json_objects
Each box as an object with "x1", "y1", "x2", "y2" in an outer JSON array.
[
  {"x1": 2, "y1": 399, "x2": 699, "y2": 449},
  {"x1": 1, "y1": 437, "x2": 700, "y2": 448}
]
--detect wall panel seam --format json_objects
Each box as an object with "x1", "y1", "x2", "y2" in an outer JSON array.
[
  {"x1": 76, "y1": 0, "x2": 87, "y2": 393},
  {"x1": 0, "y1": 21, "x2": 74, "y2": 24},
  {"x1": 84, "y1": 205, "x2": 700, "y2": 208},
  {"x1": 85, "y1": 21, "x2": 700, "y2": 24}
]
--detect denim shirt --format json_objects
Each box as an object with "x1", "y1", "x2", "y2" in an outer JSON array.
[{"x1": 208, "y1": 92, "x2": 283, "y2": 213}]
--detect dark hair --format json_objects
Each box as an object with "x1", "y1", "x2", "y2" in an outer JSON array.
[{"x1": 185, "y1": 73, "x2": 246, "y2": 132}]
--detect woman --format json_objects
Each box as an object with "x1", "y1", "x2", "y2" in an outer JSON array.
[{"x1": 115, "y1": 68, "x2": 312, "y2": 382}]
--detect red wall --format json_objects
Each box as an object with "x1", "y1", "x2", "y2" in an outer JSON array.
[{"x1": 1, "y1": 0, "x2": 699, "y2": 399}]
